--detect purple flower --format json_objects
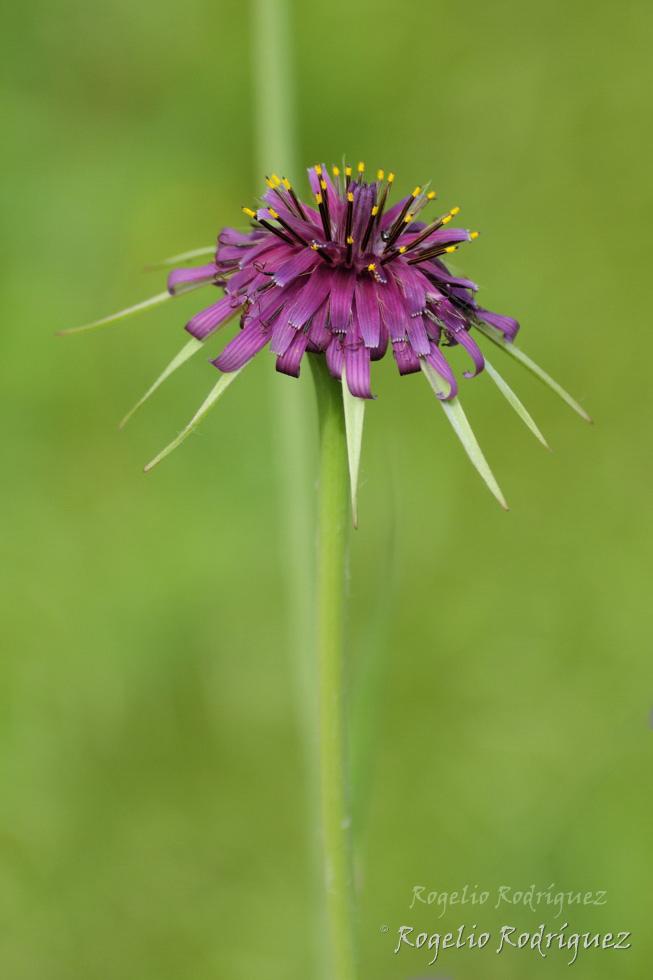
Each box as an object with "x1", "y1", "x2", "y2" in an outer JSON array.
[
  {"x1": 171, "y1": 164, "x2": 518, "y2": 402},
  {"x1": 63, "y1": 160, "x2": 590, "y2": 511}
]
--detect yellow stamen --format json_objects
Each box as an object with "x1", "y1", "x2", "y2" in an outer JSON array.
[
  {"x1": 450, "y1": 206, "x2": 461, "y2": 216},
  {"x1": 345, "y1": 165, "x2": 353, "y2": 177},
  {"x1": 398, "y1": 245, "x2": 407, "y2": 253},
  {"x1": 268, "y1": 208, "x2": 279, "y2": 219},
  {"x1": 442, "y1": 214, "x2": 453, "y2": 225},
  {"x1": 332, "y1": 165, "x2": 341, "y2": 177},
  {"x1": 388, "y1": 172, "x2": 396, "y2": 183},
  {"x1": 315, "y1": 164, "x2": 323, "y2": 176},
  {"x1": 347, "y1": 192, "x2": 354, "y2": 203},
  {"x1": 377, "y1": 169, "x2": 385, "y2": 181},
  {"x1": 411, "y1": 186, "x2": 421, "y2": 197},
  {"x1": 470, "y1": 231, "x2": 480, "y2": 240},
  {"x1": 310, "y1": 243, "x2": 319, "y2": 250},
  {"x1": 357, "y1": 161, "x2": 365, "y2": 174},
  {"x1": 404, "y1": 213, "x2": 414, "y2": 223},
  {"x1": 427, "y1": 190, "x2": 437, "y2": 200},
  {"x1": 368, "y1": 262, "x2": 376, "y2": 272},
  {"x1": 281, "y1": 177, "x2": 291, "y2": 190},
  {"x1": 315, "y1": 193, "x2": 323, "y2": 205},
  {"x1": 320, "y1": 179, "x2": 327, "y2": 190},
  {"x1": 347, "y1": 235, "x2": 355, "y2": 245},
  {"x1": 371, "y1": 205, "x2": 379, "y2": 216},
  {"x1": 445, "y1": 245, "x2": 458, "y2": 253},
  {"x1": 242, "y1": 207, "x2": 256, "y2": 219},
  {"x1": 265, "y1": 177, "x2": 276, "y2": 189}
]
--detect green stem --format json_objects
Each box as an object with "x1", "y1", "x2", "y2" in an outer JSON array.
[
  {"x1": 251, "y1": 0, "x2": 318, "y2": 782},
  {"x1": 310, "y1": 355, "x2": 357, "y2": 980},
  {"x1": 251, "y1": 8, "x2": 354, "y2": 975},
  {"x1": 250, "y1": 0, "x2": 298, "y2": 175},
  {"x1": 250, "y1": 0, "x2": 315, "y2": 722}
]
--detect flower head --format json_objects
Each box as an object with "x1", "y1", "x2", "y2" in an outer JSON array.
[
  {"x1": 170, "y1": 163, "x2": 517, "y2": 402},
  {"x1": 62, "y1": 160, "x2": 590, "y2": 514}
]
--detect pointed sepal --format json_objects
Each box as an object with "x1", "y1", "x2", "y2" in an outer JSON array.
[
  {"x1": 145, "y1": 245, "x2": 216, "y2": 271},
  {"x1": 484, "y1": 358, "x2": 550, "y2": 450},
  {"x1": 58, "y1": 292, "x2": 172, "y2": 336},
  {"x1": 421, "y1": 359, "x2": 509, "y2": 510},
  {"x1": 144, "y1": 369, "x2": 243, "y2": 472},
  {"x1": 120, "y1": 338, "x2": 204, "y2": 429},
  {"x1": 342, "y1": 367, "x2": 366, "y2": 528},
  {"x1": 475, "y1": 322, "x2": 592, "y2": 423}
]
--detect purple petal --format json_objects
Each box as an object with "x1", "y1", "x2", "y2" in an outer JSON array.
[
  {"x1": 476, "y1": 307, "x2": 520, "y2": 341},
  {"x1": 381, "y1": 196, "x2": 411, "y2": 230},
  {"x1": 225, "y1": 266, "x2": 258, "y2": 296},
  {"x1": 276, "y1": 329, "x2": 309, "y2": 377},
  {"x1": 307, "y1": 303, "x2": 331, "y2": 351},
  {"x1": 217, "y1": 245, "x2": 255, "y2": 264},
  {"x1": 454, "y1": 328, "x2": 485, "y2": 377},
  {"x1": 320, "y1": 165, "x2": 341, "y2": 214},
  {"x1": 242, "y1": 271, "x2": 275, "y2": 300},
  {"x1": 213, "y1": 318, "x2": 271, "y2": 372},
  {"x1": 408, "y1": 227, "x2": 471, "y2": 250},
  {"x1": 428, "y1": 259, "x2": 478, "y2": 292},
  {"x1": 269, "y1": 317, "x2": 297, "y2": 356},
  {"x1": 307, "y1": 166, "x2": 321, "y2": 197},
  {"x1": 448, "y1": 286, "x2": 477, "y2": 307},
  {"x1": 352, "y1": 184, "x2": 375, "y2": 243},
  {"x1": 406, "y1": 314, "x2": 431, "y2": 356},
  {"x1": 391, "y1": 339, "x2": 421, "y2": 375},
  {"x1": 379, "y1": 277, "x2": 410, "y2": 342},
  {"x1": 263, "y1": 184, "x2": 299, "y2": 219},
  {"x1": 285, "y1": 266, "x2": 332, "y2": 327},
  {"x1": 261, "y1": 192, "x2": 323, "y2": 240},
  {"x1": 219, "y1": 227, "x2": 263, "y2": 247},
  {"x1": 424, "y1": 314, "x2": 442, "y2": 343},
  {"x1": 354, "y1": 278, "x2": 381, "y2": 348},
  {"x1": 186, "y1": 295, "x2": 243, "y2": 340},
  {"x1": 167, "y1": 264, "x2": 218, "y2": 295},
  {"x1": 344, "y1": 319, "x2": 373, "y2": 399},
  {"x1": 249, "y1": 284, "x2": 284, "y2": 322},
  {"x1": 273, "y1": 247, "x2": 321, "y2": 287},
  {"x1": 246, "y1": 243, "x2": 294, "y2": 278},
  {"x1": 309, "y1": 164, "x2": 344, "y2": 226},
  {"x1": 425, "y1": 344, "x2": 458, "y2": 400},
  {"x1": 328, "y1": 268, "x2": 356, "y2": 333},
  {"x1": 251, "y1": 278, "x2": 302, "y2": 324},
  {"x1": 437, "y1": 298, "x2": 466, "y2": 331},
  {"x1": 438, "y1": 302, "x2": 485, "y2": 377},
  {"x1": 239, "y1": 237, "x2": 291, "y2": 269},
  {"x1": 301, "y1": 203, "x2": 323, "y2": 227},
  {"x1": 345, "y1": 347, "x2": 372, "y2": 398},
  {"x1": 370, "y1": 327, "x2": 388, "y2": 361},
  {"x1": 393, "y1": 265, "x2": 430, "y2": 316},
  {"x1": 326, "y1": 336, "x2": 344, "y2": 379}
]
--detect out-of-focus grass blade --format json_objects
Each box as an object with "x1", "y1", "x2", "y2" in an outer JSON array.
[
  {"x1": 120, "y1": 338, "x2": 204, "y2": 429},
  {"x1": 421, "y1": 360, "x2": 509, "y2": 510},
  {"x1": 144, "y1": 369, "x2": 243, "y2": 472},
  {"x1": 475, "y1": 322, "x2": 592, "y2": 423},
  {"x1": 485, "y1": 358, "x2": 550, "y2": 450},
  {"x1": 58, "y1": 292, "x2": 172, "y2": 336},
  {"x1": 145, "y1": 245, "x2": 216, "y2": 271},
  {"x1": 341, "y1": 368, "x2": 365, "y2": 529}
]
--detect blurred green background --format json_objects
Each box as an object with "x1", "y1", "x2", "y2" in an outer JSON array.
[{"x1": 2, "y1": 0, "x2": 652, "y2": 977}]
